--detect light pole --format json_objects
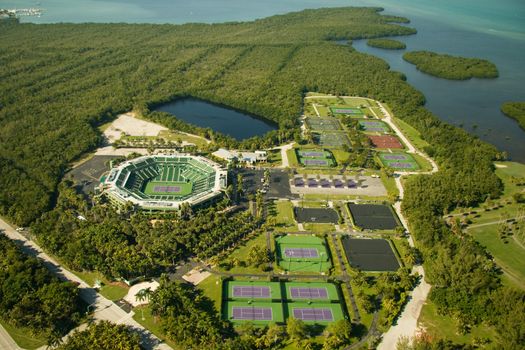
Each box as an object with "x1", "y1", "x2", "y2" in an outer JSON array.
[{"x1": 319, "y1": 252, "x2": 325, "y2": 273}]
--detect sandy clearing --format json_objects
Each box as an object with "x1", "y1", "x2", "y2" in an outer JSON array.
[
  {"x1": 104, "y1": 113, "x2": 168, "y2": 143},
  {"x1": 123, "y1": 281, "x2": 160, "y2": 307},
  {"x1": 182, "y1": 268, "x2": 211, "y2": 285}
]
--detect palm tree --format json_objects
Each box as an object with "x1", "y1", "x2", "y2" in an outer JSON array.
[{"x1": 135, "y1": 287, "x2": 152, "y2": 321}]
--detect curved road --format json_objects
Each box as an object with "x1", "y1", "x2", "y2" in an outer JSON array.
[{"x1": 0, "y1": 218, "x2": 171, "y2": 350}]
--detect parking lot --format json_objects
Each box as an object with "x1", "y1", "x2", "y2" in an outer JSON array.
[{"x1": 67, "y1": 155, "x2": 119, "y2": 194}]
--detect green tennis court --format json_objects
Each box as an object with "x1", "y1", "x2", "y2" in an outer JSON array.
[
  {"x1": 330, "y1": 106, "x2": 364, "y2": 116},
  {"x1": 296, "y1": 149, "x2": 335, "y2": 167},
  {"x1": 275, "y1": 235, "x2": 331, "y2": 272},
  {"x1": 358, "y1": 119, "x2": 390, "y2": 133},
  {"x1": 306, "y1": 117, "x2": 342, "y2": 131},
  {"x1": 225, "y1": 301, "x2": 284, "y2": 325},
  {"x1": 143, "y1": 181, "x2": 193, "y2": 196},
  {"x1": 225, "y1": 280, "x2": 282, "y2": 300},
  {"x1": 284, "y1": 303, "x2": 345, "y2": 324},
  {"x1": 378, "y1": 152, "x2": 420, "y2": 170},
  {"x1": 284, "y1": 282, "x2": 339, "y2": 302}
]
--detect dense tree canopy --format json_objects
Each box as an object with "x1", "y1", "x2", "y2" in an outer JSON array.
[
  {"x1": 366, "y1": 38, "x2": 406, "y2": 49},
  {"x1": 0, "y1": 234, "x2": 82, "y2": 341},
  {"x1": 402, "y1": 51, "x2": 499, "y2": 80},
  {"x1": 501, "y1": 101, "x2": 525, "y2": 130},
  {"x1": 56, "y1": 321, "x2": 141, "y2": 350}
]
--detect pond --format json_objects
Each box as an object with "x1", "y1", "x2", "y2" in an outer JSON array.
[{"x1": 153, "y1": 97, "x2": 277, "y2": 140}]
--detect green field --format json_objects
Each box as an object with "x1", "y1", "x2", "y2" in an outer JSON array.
[
  {"x1": 378, "y1": 152, "x2": 420, "y2": 170},
  {"x1": 0, "y1": 319, "x2": 46, "y2": 350},
  {"x1": 269, "y1": 200, "x2": 299, "y2": 232},
  {"x1": 275, "y1": 234, "x2": 332, "y2": 272},
  {"x1": 418, "y1": 301, "x2": 497, "y2": 346},
  {"x1": 143, "y1": 181, "x2": 193, "y2": 196},
  {"x1": 470, "y1": 225, "x2": 525, "y2": 288},
  {"x1": 461, "y1": 162, "x2": 525, "y2": 288}
]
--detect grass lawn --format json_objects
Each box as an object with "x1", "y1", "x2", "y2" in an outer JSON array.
[
  {"x1": 216, "y1": 232, "x2": 271, "y2": 274},
  {"x1": 303, "y1": 223, "x2": 336, "y2": 233},
  {"x1": 0, "y1": 319, "x2": 47, "y2": 350},
  {"x1": 390, "y1": 237, "x2": 410, "y2": 268},
  {"x1": 418, "y1": 301, "x2": 497, "y2": 346},
  {"x1": 286, "y1": 149, "x2": 300, "y2": 167},
  {"x1": 158, "y1": 130, "x2": 209, "y2": 148},
  {"x1": 331, "y1": 149, "x2": 351, "y2": 165},
  {"x1": 296, "y1": 200, "x2": 329, "y2": 208},
  {"x1": 196, "y1": 275, "x2": 223, "y2": 312},
  {"x1": 100, "y1": 283, "x2": 129, "y2": 301},
  {"x1": 264, "y1": 149, "x2": 282, "y2": 167},
  {"x1": 269, "y1": 200, "x2": 298, "y2": 232},
  {"x1": 390, "y1": 116, "x2": 430, "y2": 151},
  {"x1": 470, "y1": 225, "x2": 525, "y2": 288},
  {"x1": 411, "y1": 153, "x2": 433, "y2": 172},
  {"x1": 73, "y1": 270, "x2": 129, "y2": 300},
  {"x1": 381, "y1": 173, "x2": 399, "y2": 199},
  {"x1": 132, "y1": 305, "x2": 177, "y2": 349}
]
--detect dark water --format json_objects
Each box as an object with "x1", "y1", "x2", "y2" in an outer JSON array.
[{"x1": 154, "y1": 98, "x2": 277, "y2": 140}]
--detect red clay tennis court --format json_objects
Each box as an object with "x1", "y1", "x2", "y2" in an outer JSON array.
[{"x1": 368, "y1": 135, "x2": 403, "y2": 149}]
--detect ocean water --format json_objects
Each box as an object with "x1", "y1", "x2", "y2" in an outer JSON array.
[{"x1": 2, "y1": 0, "x2": 524, "y2": 160}]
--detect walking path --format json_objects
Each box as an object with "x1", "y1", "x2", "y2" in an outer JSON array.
[
  {"x1": 0, "y1": 323, "x2": 21, "y2": 350},
  {"x1": 466, "y1": 216, "x2": 525, "y2": 230},
  {"x1": 0, "y1": 218, "x2": 171, "y2": 350},
  {"x1": 271, "y1": 142, "x2": 295, "y2": 168}
]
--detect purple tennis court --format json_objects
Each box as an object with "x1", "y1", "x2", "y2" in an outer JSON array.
[
  {"x1": 232, "y1": 286, "x2": 271, "y2": 298},
  {"x1": 232, "y1": 307, "x2": 273, "y2": 320},
  {"x1": 331, "y1": 108, "x2": 363, "y2": 115},
  {"x1": 363, "y1": 126, "x2": 385, "y2": 132},
  {"x1": 293, "y1": 308, "x2": 334, "y2": 321},
  {"x1": 284, "y1": 248, "x2": 319, "y2": 258},
  {"x1": 300, "y1": 151, "x2": 325, "y2": 157},
  {"x1": 290, "y1": 287, "x2": 328, "y2": 299},
  {"x1": 153, "y1": 185, "x2": 181, "y2": 193},
  {"x1": 383, "y1": 154, "x2": 408, "y2": 160},
  {"x1": 390, "y1": 162, "x2": 413, "y2": 168},
  {"x1": 303, "y1": 159, "x2": 328, "y2": 166}
]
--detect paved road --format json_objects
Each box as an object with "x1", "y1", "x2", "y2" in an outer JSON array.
[
  {"x1": 0, "y1": 323, "x2": 21, "y2": 350},
  {"x1": 271, "y1": 142, "x2": 294, "y2": 168},
  {"x1": 0, "y1": 218, "x2": 171, "y2": 350},
  {"x1": 466, "y1": 216, "x2": 525, "y2": 229}
]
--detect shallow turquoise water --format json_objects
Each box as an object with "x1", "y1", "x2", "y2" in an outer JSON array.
[{"x1": 2, "y1": 0, "x2": 524, "y2": 160}]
